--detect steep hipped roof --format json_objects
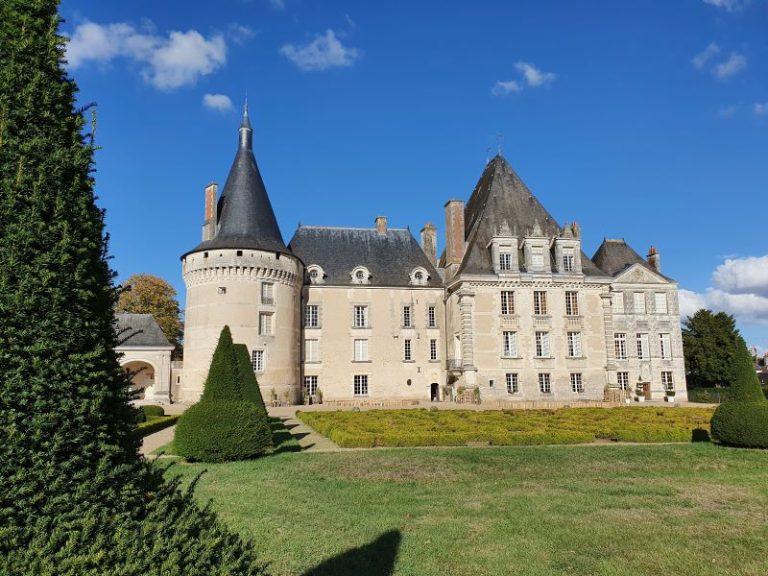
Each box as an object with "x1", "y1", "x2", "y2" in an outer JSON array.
[
  {"x1": 591, "y1": 239, "x2": 672, "y2": 280},
  {"x1": 289, "y1": 226, "x2": 442, "y2": 288},
  {"x1": 185, "y1": 109, "x2": 289, "y2": 256},
  {"x1": 458, "y1": 155, "x2": 605, "y2": 277},
  {"x1": 115, "y1": 313, "x2": 173, "y2": 348}
]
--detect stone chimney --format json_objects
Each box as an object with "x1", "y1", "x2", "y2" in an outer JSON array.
[
  {"x1": 647, "y1": 245, "x2": 661, "y2": 272},
  {"x1": 420, "y1": 222, "x2": 437, "y2": 265},
  {"x1": 444, "y1": 199, "x2": 466, "y2": 267},
  {"x1": 202, "y1": 182, "x2": 218, "y2": 241},
  {"x1": 375, "y1": 215, "x2": 388, "y2": 236}
]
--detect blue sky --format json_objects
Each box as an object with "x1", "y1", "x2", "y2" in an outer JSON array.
[{"x1": 59, "y1": 0, "x2": 768, "y2": 349}]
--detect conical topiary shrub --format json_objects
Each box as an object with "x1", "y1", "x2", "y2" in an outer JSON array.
[
  {"x1": 200, "y1": 325, "x2": 243, "y2": 402},
  {"x1": 710, "y1": 341, "x2": 768, "y2": 448},
  {"x1": 234, "y1": 343, "x2": 268, "y2": 417}
]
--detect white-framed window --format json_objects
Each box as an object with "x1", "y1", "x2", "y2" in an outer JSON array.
[
  {"x1": 636, "y1": 333, "x2": 649, "y2": 360},
  {"x1": 427, "y1": 305, "x2": 437, "y2": 328},
  {"x1": 538, "y1": 373, "x2": 552, "y2": 394},
  {"x1": 303, "y1": 375, "x2": 318, "y2": 396},
  {"x1": 633, "y1": 292, "x2": 646, "y2": 314},
  {"x1": 565, "y1": 291, "x2": 579, "y2": 316},
  {"x1": 353, "y1": 305, "x2": 369, "y2": 328},
  {"x1": 506, "y1": 373, "x2": 519, "y2": 394},
  {"x1": 617, "y1": 371, "x2": 629, "y2": 391},
  {"x1": 307, "y1": 265, "x2": 325, "y2": 284},
  {"x1": 261, "y1": 282, "x2": 274, "y2": 305},
  {"x1": 501, "y1": 291, "x2": 515, "y2": 315},
  {"x1": 614, "y1": 333, "x2": 627, "y2": 360},
  {"x1": 251, "y1": 349, "x2": 265, "y2": 373},
  {"x1": 562, "y1": 248, "x2": 575, "y2": 272},
  {"x1": 351, "y1": 266, "x2": 370, "y2": 285},
  {"x1": 305, "y1": 339, "x2": 320, "y2": 363},
  {"x1": 499, "y1": 252, "x2": 512, "y2": 271},
  {"x1": 409, "y1": 267, "x2": 429, "y2": 286},
  {"x1": 259, "y1": 312, "x2": 273, "y2": 335},
  {"x1": 353, "y1": 374, "x2": 369, "y2": 396},
  {"x1": 429, "y1": 339, "x2": 438, "y2": 361},
  {"x1": 534, "y1": 291, "x2": 547, "y2": 315},
  {"x1": 661, "y1": 371, "x2": 674, "y2": 392},
  {"x1": 353, "y1": 339, "x2": 369, "y2": 362},
  {"x1": 531, "y1": 247, "x2": 545, "y2": 270},
  {"x1": 502, "y1": 331, "x2": 518, "y2": 357},
  {"x1": 654, "y1": 292, "x2": 668, "y2": 314},
  {"x1": 305, "y1": 304, "x2": 319, "y2": 328},
  {"x1": 613, "y1": 292, "x2": 625, "y2": 314},
  {"x1": 567, "y1": 332, "x2": 583, "y2": 357},
  {"x1": 402, "y1": 305, "x2": 413, "y2": 328},
  {"x1": 659, "y1": 333, "x2": 672, "y2": 359},
  {"x1": 404, "y1": 339, "x2": 412, "y2": 361},
  {"x1": 535, "y1": 331, "x2": 551, "y2": 357},
  {"x1": 570, "y1": 373, "x2": 584, "y2": 393}
]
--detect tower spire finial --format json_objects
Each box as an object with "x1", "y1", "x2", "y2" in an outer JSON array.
[{"x1": 239, "y1": 95, "x2": 252, "y2": 149}]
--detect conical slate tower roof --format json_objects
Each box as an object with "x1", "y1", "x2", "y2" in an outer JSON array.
[{"x1": 186, "y1": 107, "x2": 289, "y2": 256}]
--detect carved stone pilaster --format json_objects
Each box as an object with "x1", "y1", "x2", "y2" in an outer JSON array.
[
  {"x1": 601, "y1": 291, "x2": 616, "y2": 386},
  {"x1": 457, "y1": 287, "x2": 476, "y2": 374}
]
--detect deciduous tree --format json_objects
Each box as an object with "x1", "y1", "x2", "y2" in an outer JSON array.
[
  {"x1": 117, "y1": 273, "x2": 183, "y2": 354},
  {"x1": 682, "y1": 309, "x2": 742, "y2": 388}
]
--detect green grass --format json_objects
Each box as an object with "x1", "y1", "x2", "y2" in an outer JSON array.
[
  {"x1": 162, "y1": 443, "x2": 768, "y2": 576},
  {"x1": 297, "y1": 407, "x2": 715, "y2": 447}
]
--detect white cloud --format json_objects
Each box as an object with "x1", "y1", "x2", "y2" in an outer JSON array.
[
  {"x1": 692, "y1": 42, "x2": 720, "y2": 70},
  {"x1": 515, "y1": 62, "x2": 556, "y2": 87},
  {"x1": 754, "y1": 102, "x2": 768, "y2": 116},
  {"x1": 491, "y1": 80, "x2": 522, "y2": 96},
  {"x1": 713, "y1": 52, "x2": 747, "y2": 80},
  {"x1": 66, "y1": 21, "x2": 226, "y2": 90},
  {"x1": 229, "y1": 24, "x2": 256, "y2": 45},
  {"x1": 713, "y1": 256, "x2": 768, "y2": 296},
  {"x1": 203, "y1": 93, "x2": 234, "y2": 112},
  {"x1": 280, "y1": 30, "x2": 359, "y2": 71},
  {"x1": 703, "y1": 0, "x2": 750, "y2": 11}
]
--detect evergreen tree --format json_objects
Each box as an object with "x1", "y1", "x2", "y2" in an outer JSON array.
[
  {"x1": 234, "y1": 343, "x2": 268, "y2": 416},
  {"x1": 682, "y1": 309, "x2": 742, "y2": 388},
  {"x1": 0, "y1": 2, "x2": 266, "y2": 573},
  {"x1": 200, "y1": 325, "x2": 244, "y2": 402}
]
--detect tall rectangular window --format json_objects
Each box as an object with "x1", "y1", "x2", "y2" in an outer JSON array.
[
  {"x1": 353, "y1": 339, "x2": 369, "y2": 362},
  {"x1": 251, "y1": 350, "x2": 264, "y2": 372},
  {"x1": 303, "y1": 375, "x2": 318, "y2": 397},
  {"x1": 506, "y1": 373, "x2": 519, "y2": 394},
  {"x1": 535, "y1": 331, "x2": 551, "y2": 357},
  {"x1": 534, "y1": 291, "x2": 548, "y2": 315},
  {"x1": 305, "y1": 339, "x2": 320, "y2": 363},
  {"x1": 633, "y1": 292, "x2": 646, "y2": 314},
  {"x1": 617, "y1": 371, "x2": 629, "y2": 391},
  {"x1": 427, "y1": 305, "x2": 437, "y2": 328},
  {"x1": 259, "y1": 313, "x2": 273, "y2": 335},
  {"x1": 532, "y1": 247, "x2": 545, "y2": 270},
  {"x1": 402, "y1": 305, "x2": 413, "y2": 328},
  {"x1": 636, "y1": 333, "x2": 650, "y2": 360},
  {"x1": 353, "y1": 374, "x2": 369, "y2": 396},
  {"x1": 570, "y1": 373, "x2": 584, "y2": 393},
  {"x1": 538, "y1": 373, "x2": 552, "y2": 394},
  {"x1": 654, "y1": 293, "x2": 668, "y2": 314},
  {"x1": 499, "y1": 252, "x2": 512, "y2": 271},
  {"x1": 304, "y1": 304, "x2": 319, "y2": 327},
  {"x1": 659, "y1": 333, "x2": 672, "y2": 359},
  {"x1": 501, "y1": 291, "x2": 515, "y2": 315},
  {"x1": 562, "y1": 248, "x2": 575, "y2": 272},
  {"x1": 502, "y1": 331, "x2": 518, "y2": 357},
  {"x1": 567, "y1": 332, "x2": 583, "y2": 357},
  {"x1": 261, "y1": 282, "x2": 274, "y2": 304},
  {"x1": 430, "y1": 339, "x2": 438, "y2": 361},
  {"x1": 404, "y1": 339, "x2": 412, "y2": 361},
  {"x1": 353, "y1": 305, "x2": 369, "y2": 328},
  {"x1": 661, "y1": 371, "x2": 674, "y2": 392},
  {"x1": 613, "y1": 292, "x2": 625, "y2": 314},
  {"x1": 614, "y1": 333, "x2": 627, "y2": 360},
  {"x1": 565, "y1": 291, "x2": 579, "y2": 316}
]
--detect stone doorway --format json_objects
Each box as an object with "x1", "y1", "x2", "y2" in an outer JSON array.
[{"x1": 430, "y1": 383, "x2": 439, "y2": 402}]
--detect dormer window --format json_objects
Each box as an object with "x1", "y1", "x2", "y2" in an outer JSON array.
[
  {"x1": 409, "y1": 267, "x2": 429, "y2": 286},
  {"x1": 499, "y1": 253, "x2": 512, "y2": 271},
  {"x1": 306, "y1": 265, "x2": 325, "y2": 285},
  {"x1": 531, "y1": 247, "x2": 545, "y2": 270},
  {"x1": 562, "y1": 248, "x2": 575, "y2": 272},
  {"x1": 351, "y1": 266, "x2": 371, "y2": 285}
]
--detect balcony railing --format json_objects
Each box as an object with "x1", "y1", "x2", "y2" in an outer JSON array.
[{"x1": 446, "y1": 359, "x2": 463, "y2": 371}]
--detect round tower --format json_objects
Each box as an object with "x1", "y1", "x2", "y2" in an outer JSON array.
[{"x1": 179, "y1": 107, "x2": 303, "y2": 404}]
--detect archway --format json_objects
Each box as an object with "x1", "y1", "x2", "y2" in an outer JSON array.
[{"x1": 122, "y1": 360, "x2": 157, "y2": 400}]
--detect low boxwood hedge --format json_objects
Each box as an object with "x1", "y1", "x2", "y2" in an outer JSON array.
[{"x1": 136, "y1": 415, "x2": 179, "y2": 437}]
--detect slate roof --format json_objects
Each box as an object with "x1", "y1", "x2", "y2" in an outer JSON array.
[
  {"x1": 289, "y1": 226, "x2": 442, "y2": 288},
  {"x1": 591, "y1": 239, "x2": 672, "y2": 280},
  {"x1": 184, "y1": 110, "x2": 290, "y2": 257},
  {"x1": 115, "y1": 313, "x2": 173, "y2": 348},
  {"x1": 458, "y1": 155, "x2": 605, "y2": 277}
]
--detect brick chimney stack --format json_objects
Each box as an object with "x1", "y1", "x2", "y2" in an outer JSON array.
[
  {"x1": 420, "y1": 222, "x2": 437, "y2": 265},
  {"x1": 444, "y1": 199, "x2": 466, "y2": 267},
  {"x1": 202, "y1": 182, "x2": 218, "y2": 241},
  {"x1": 375, "y1": 215, "x2": 388, "y2": 236},
  {"x1": 647, "y1": 245, "x2": 661, "y2": 272}
]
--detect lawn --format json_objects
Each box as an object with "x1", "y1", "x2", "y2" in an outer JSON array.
[
  {"x1": 297, "y1": 407, "x2": 715, "y2": 447},
  {"x1": 163, "y1": 442, "x2": 768, "y2": 576}
]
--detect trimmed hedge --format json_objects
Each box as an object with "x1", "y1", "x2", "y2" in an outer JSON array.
[
  {"x1": 175, "y1": 401, "x2": 273, "y2": 462},
  {"x1": 200, "y1": 326, "x2": 243, "y2": 402},
  {"x1": 136, "y1": 415, "x2": 180, "y2": 438},
  {"x1": 233, "y1": 343, "x2": 268, "y2": 416},
  {"x1": 142, "y1": 405, "x2": 165, "y2": 418}
]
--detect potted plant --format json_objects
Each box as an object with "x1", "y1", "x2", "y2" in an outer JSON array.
[
  {"x1": 270, "y1": 388, "x2": 278, "y2": 407},
  {"x1": 665, "y1": 389, "x2": 676, "y2": 403},
  {"x1": 635, "y1": 384, "x2": 645, "y2": 403},
  {"x1": 315, "y1": 387, "x2": 323, "y2": 405}
]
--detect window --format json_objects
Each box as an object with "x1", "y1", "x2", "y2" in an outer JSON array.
[
  {"x1": 613, "y1": 292, "x2": 624, "y2": 313},
  {"x1": 502, "y1": 331, "x2": 518, "y2": 357},
  {"x1": 410, "y1": 267, "x2": 429, "y2": 286},
  {"x1": 535, "y1": 331, "x2": 551, "y2": 357},
  {"x1": 636, "y1": 333, "x2": 650, "y2": 360},
  {"x1": 351, "y1": 266, "x2": 370, "y2": 285},
  {"x1": 259, "y1": 313, "x2": 273, "y2": 335},
  {"x1": 565, "y1": 291, "x2": 579, "y2": 316},
  {"x1": 217, "y1": 286, "x2": 227, "y2": 295},
  {"x1": 499, "y1": 252, "x2": 512, "y2": 271},
  {"x1": 655, "y1": 292, "x2": 668, "y2": 314},
  {"x1": 659, "y1": 333, "x2": 672, "y2": 359},
  {"x1": 251, "y1": 350, "x2": 264, "y2": 372},
  {"x1": 353, "y1": 374, "x2": 369, "y2": 396},
  {"x1": 427, "y1": 305, "x2": 437, "y2": 328},
  {"x1": 430, "y1": 339, "x2": 438, "y2": 361},
  {"x1": 307, "y1": 265, "x2": 325, "y2": 284},
  {"x1": 402, "y1": 305, "x2": 413, "y2": 328},
  {"x1": 353, "y1": 305, "x2": 369, "y2": 328},
  {"x1": 567, "y1": 332, "x2": 583, "y2": 357},
  {"x1": 570, "y1": 373, "x2": 584, "y2": 393},
  {"x1": 538, "y1": 373, "x2": 552, "y2": 394},
  {"x1": 261, "y1": 282, "x2": 274, "y2": 304},
  {"x1": 614, "y1": 333, "x2": 627, "y2": 360},
  {"x1": 305, "y1": 304, "x2": 319, "y2": 327},
  {"x1": 404, "y1": 339, "x2": 412, "y2": 361},
  {"x1": 303, "y1": 375, "x2": 318, "y2": 397},
  {"x1": 534, "y1": 291, "x2": 548, "y2": 315},
  {"x1": 506, "y1": 373, "x2": 519, "y2": 394},
  {"x1": 532, "y1": 247, "x2": 545, "y2": 270},
  {"x1": 617, "y1": 371, "x2": 629, "y2": 391},
  {"x1": 305, "y1": 339, "x2": 320, "y2": 363},
  {"x1": 661, "y1": 371, "x2": 674, "y2": 392},
  {"x1": 501, "y1": 291, "x2": 515, "y2": 315},
  {"x1": 562, "y1": 248, "x2": 575, "y2": 272},
  {"x1": 633, "y1": 292, "x2": 646, "y2": 314},
  {"x1": 353, "y1": 339, "x2": 369, "y2": 362}
]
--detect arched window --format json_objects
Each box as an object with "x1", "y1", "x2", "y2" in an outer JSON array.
[
  {"x1": 306, "y1": 265, "x2": 325, "y2": 285},
  {"x1": 350, "y1": 266, "x2": 371, "y2": 285},
  {"x1": 409, "y1": 267, "x2": 429, "y2": 286}
]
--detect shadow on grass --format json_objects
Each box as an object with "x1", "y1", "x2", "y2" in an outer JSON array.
[
  {"x1": 301, "y1": 530, "x2": 401, "y2": 576},
  {"x1": 269, "y1": 417, "x2": 313, "y2": 455},
  {"x1": 691, "y1": 428, "x2": 711, "y2": 442}
]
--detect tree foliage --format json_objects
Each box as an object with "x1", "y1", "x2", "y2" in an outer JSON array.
[
  {"x1": 200, "y1": 325, "x2": 243, "y2": 402},
  {"x1": 117, "y1": 273, "x2": 183, "y2": 354},
  {"x1": 682, "y1": 309, "x2": 743, "y2": 388}
]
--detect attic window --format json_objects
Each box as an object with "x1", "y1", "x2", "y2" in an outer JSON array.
[
  {"x1": 306, "y1": 265, "x2": 325, "y2": 285},
  {"x1": 236, "y1": 250, "x2": 243, "y2": 257},
  {"x1": 350, "y1": 266, "x2": 371, "y2": 285},
  {"x1": 217, "y1": 286, "x2": 227, "y2": 295},
  {"x1": 409, "y1": 267, "x2": 429, "y2": 286}
]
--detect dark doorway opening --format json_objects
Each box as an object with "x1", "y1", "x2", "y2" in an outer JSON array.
[{"x1": 430, "y1": 383, "x2": 439, "y2": 402}]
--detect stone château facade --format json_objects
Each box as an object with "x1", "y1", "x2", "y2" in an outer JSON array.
[{"x1": 176, "y1": 110, "x2": 687, "y2": 404}]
